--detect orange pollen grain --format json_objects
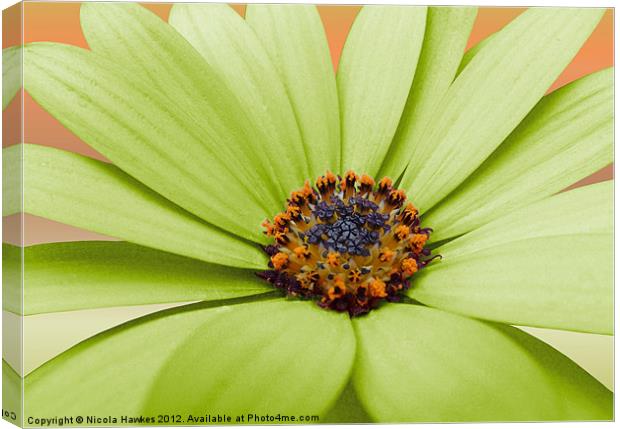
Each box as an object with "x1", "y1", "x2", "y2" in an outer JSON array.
[
  {"x1": 316, "y1": 172, "x2": 337, "y2": 195},
  {"x1": 378, "y1": 247, "x2": 395, "y2": 262},
  {"x1": 328, "y1": 278, "x2": 347, "y2": 300},
  {"x1": 394, "y1": 225, "x2": 410, "y2": 241},
  {"x1": 327, "y1": 252, "x2": 341, "y2": 267},
  {"x1": 325, "y1": 171, "x2": 337, "y2": 182},
  {"x1": 410, "y1": 233, "x2": 428, "y2": 251},
  {"x1": 388, "y1": 189, "x2": 407, "y2": 205},
  {"x1": 274, "y1": 214, "x2": 290, "y2": 228},
  {"x1": 360, "y1": 174, "x2": 375, "y2": 188},
  {"x1": 404, "y1": 202, "x2": 418, "y2": 215},
  {"x1": 302, "y1": 181, "x2": 314, "y2": 196},
  {"x1": 286, "y1": 205, "x2": 301, "y2": 217},
  {"x1": 294, "y1": 246, "x2": 310, "y2": 260},
  {"x1": 401, "y1": 203, "x2": 418, "y2": 224},
  {"x1": 401, "y1": 258, "x2": 418, "y2": 276},
  {"x1": 345, "y1": 170, "x2": 358, "y2": 181},
  {"x1": 274, "y1": 231, "x2": 289, "y2": 244},
  {"x1": 369, "y1": 279, "x2": 387, "y2": 298},
  {"x1": 261, "y1": 220, "x2": 275, "y2": 236},
  {"x1": 348, "y1": 269, "x2": 362, "y2": 283},
  {"x1": 271, "y1": 252, "x2": 289, "y2": 270},
  {"x1": 378, "y1": 177, "x2": 392, "y2": 191}
]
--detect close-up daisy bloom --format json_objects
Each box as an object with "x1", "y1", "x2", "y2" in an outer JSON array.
[{"x1": 1, "y1": 1, "x2": 614, "y2": 424}]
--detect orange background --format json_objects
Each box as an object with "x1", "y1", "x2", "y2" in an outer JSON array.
[{"x1": 2, "y1": 3, "x2": 614, "y2": 244}]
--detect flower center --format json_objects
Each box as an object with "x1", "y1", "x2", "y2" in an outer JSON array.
[{"x1": 258, "y1": 171, "x2": 438, "y2": 316}]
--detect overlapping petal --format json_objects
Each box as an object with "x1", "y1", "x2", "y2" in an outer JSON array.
[
  {"x1": 338, "y1": 5, "x2": 427, "y2": 177},
  {"x1": 163, "y1": 3, "x2": 314, "y2": 194},
  {"x1": 353, "y1": 304, "x2": 612, "y2": 422},
  {"x1": 25, "y1": 300, "x2": 355, "y2": 418},
  {"x1": 456, "y1": 33, "x2": 495, "y2": 75},
  {"x1": 3, "y1": 144, "x2": 267, "y2": 269},
  {"x1": 246, "y1": 4, "x2": 341, "y2": 177},
  {"x1": 3, "y1": 241, "x2": 272, "y2": 315},
  {"x1": 399, "y1": 8, "x2": 604, "y2": 212},
  {"x1": 323, "y1": 382, "x2": 371, "y2": 423},
  {"x1": 23, "y1": 38, "x2": 277, "y2": 242},
  {"x1": 2, "y1": 243, "x2": 20, "y2": 314},
  {"x1": 411, "y1": 182, "x2": 613, "y2": 334},
  {"x1": 379, "y1": 7, "x2": 476, "y2": 179},
  {"x1": 2, "y1": 46, "x2": 21, "y2": 110},
  {"x1": 425, "y1": 68, "x2": 613, "y2": 241},
  {"x1": 3, "y1": 360, "x2": 22, "y2": 425}
]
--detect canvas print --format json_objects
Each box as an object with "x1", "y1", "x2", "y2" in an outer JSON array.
[{"x1": 1, "y1": 1, "x2": 614, "y2": 426}]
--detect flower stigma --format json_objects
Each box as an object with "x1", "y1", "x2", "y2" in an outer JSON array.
[{"x1": 258, "y1": 171, "x2": 439, "y2": 317}]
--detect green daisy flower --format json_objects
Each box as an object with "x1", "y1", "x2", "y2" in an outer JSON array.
[{"x1": 2, "y1": 2, "x2": 613, "y2": 423}]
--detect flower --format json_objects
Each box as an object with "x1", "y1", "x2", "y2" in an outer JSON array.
[
  {"x1": 3, "y1": 2, "x2": 613, "y2": 423},
  {"x1": 258, "y1": 172, "x2": 438, "y2": 316}
]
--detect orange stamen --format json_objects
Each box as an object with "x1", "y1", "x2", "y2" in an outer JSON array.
[
  {"x1": 271, "y1": 252, "x2": 289, "y2": 270},
  {"x1": 400, "y1": 203, "x2": 418, "y2": 225},
  {"x1": 369, "y1": 279, "x2": 387, "y2": 298},
  {"x1": 410, "y1": 233, "x2": 428, "y2": 252},
  {"x1": 359, "y1": 174, "x2": 375, "y2": 193},
  {"x1": 293, "y1": 246, "x2": 311, "y2": 260},
  {"x1": 387, "y1": 189, "x2": 407, "y2": 207},
  {"x1": 394, "y1": 225, "x2": 410, "y2": 241},
  {"x1": 378, "y1": 177, "x2": 392, "y2": 193},
  {"x1": 261, "y1": 219, "x2": 275, "y2": 236},
  {"x1": 378, "y1": 247, "x2": 395, "y2": 262},
  {"x1": 328, "y1": 278, "x2": 346, "y2": 300},
  {"x1": 401, "y1": 258, "x2": 418, "y2": 277},
  {"x1": 348, "y1": 269, "x2": 362, "y2": 283},
  {"x1": 326, "y1": 252, "x2": 341, "y2": 267}
]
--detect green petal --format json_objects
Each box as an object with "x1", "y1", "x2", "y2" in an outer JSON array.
[
  {"x1": 338, "y1": 6, "x2": 427, "y2": 176},
  {"x1": 2, "y1": 243, "x2": 20, "y2": 313},
  {"x1": 2, "y1": 145, "x2": 21, "y2": 214},
  {"x1": 3, "y1": 144, "x2": 267, "y2": 269},
  {"x1": 19, "y1": 303, "x2": 195, "y2": 377},
  {"x1": 411, "y1": 182, "x2": 613, "y2": 334},
  {"x1": 425, "y1": 68, "x2": 613, "y2": 241},
  {"x1": 5, "y1": 241, "x2": 271, "y2": 315},
  {"x1": 353, "y1": 304, "x2": 612, "y2": 422},
  {"x1": 400, "y1": 8, "x2": 604, "y2": 212},
  {"x1": 520, "y1": 326, "x2": 614, "y2": 391},
  {"x1": 23, "y1": 40, "x2": 277, "y2": 243},
  {"x1": 3, "y1": 312, "x2": 21, "y2": 376},
  {"x1": 379, "y1": 7, "x2": 476, "y2": 179},
  {"x1": 3, "y1": 360, "x2": 22, "y2": 426},
  {"x1": 246, "y1": 4, "x2": 340, "y2": 177},
  {"x1": 3, "y1": 46, "x2": 21, "y2": 110},
  {"x1": 24, "y1": 298, "x2": 270, "y2": 416},
  {"x1": 323, "y1": 381, "x2": 372, "y2": 423},
  {"x1": 165, "y1": 3, "x2": 311, "y2": 191},
  {"x1": 456, "y1": 33, "x2": 495, "y2": 75},
  {"x1": 83, "y1": 2, "x2": 307, "y2": 201},
  {"x1": 25, "y1": 299, "x2": 355, "y2": 419}
]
